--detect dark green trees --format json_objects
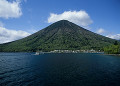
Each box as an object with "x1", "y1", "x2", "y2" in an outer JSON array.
[
  {"x1": 0, "y1": 20, "x2": 116, "y2": 52},
  {"x1": 104, "y1": 41, "x2": 120, "y2": 54}
]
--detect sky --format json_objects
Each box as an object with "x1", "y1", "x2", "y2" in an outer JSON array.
[{"x1": 0, "y1": 0, "x2": 120, "y2": 44}]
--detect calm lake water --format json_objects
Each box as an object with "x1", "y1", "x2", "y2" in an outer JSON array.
[{"x1": 0, "y1": 53, "x2": 120, "y2": 86}]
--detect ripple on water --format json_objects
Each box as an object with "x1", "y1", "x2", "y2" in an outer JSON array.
[{"x1": 1, "y1": 53, "x2": 120, "y2": 86}]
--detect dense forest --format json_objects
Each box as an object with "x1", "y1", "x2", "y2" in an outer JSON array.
[
  {"x1": 0, "y1": 20, "x2": 117, "y2": 52},
  {"x1": 104, "y1": 41, "x2": 120, "y2": 54}
]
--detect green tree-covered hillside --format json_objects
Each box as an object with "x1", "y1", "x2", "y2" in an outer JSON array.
[{"x1": 0, "y1": 20, "x2": 117, "y2": 52}]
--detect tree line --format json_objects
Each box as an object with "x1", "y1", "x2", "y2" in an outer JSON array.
[{"x1": 104, "y1": 41, "x2": 120, "y2": 54}]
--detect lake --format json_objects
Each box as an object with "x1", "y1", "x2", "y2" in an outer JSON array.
[{"x1": 0, "y1": 53, "x2": 120, "y2": 86}]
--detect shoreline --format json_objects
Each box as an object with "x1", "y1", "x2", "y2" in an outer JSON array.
[{"x1": 104, "y1": 54, "x2": 120, "y2": 56}]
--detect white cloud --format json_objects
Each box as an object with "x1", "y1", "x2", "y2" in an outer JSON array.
[
  {"x1": 106, "y1": 34, "x2": 120, "y2": 40},
  {"x1": 0, "y1": 27, "x2": 30, "y2": 44},
  {"x1": 48, "y1": 10, "x2": 93, "y2": 27},
  {"x1": 0, "y1": 0, "x2": 22, "y2": 19},
  {"x1": 96, "y1": 28, "x2": 105, "y2": 34}
]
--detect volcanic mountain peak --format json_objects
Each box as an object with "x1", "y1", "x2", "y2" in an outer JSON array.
[
  {"x1": 0, "y1": 20, "x2": 116, "y2": 52},
  {"x1": 48, "y1": 20, "x2": 81, "y2": 29}
]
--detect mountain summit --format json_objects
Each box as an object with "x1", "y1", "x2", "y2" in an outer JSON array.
[{"x1": 0, "y1": 20, "x2": 115, "y2": 52}]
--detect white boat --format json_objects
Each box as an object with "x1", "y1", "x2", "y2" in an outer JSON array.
[
  {"x1": 35, "y1": 52, "x2": 40, "y2": 55},
  {"x1": 35, "y1": 51, "x2": 44, "y2": 55}
]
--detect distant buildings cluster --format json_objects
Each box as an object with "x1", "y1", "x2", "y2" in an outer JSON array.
[{"x1": 49, "y1": 49, "x2": 102, "y2": 53}]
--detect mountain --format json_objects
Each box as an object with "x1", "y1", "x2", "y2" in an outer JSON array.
[{"x1": 0, "y1": 20, "x2": 116, "y2": 52}]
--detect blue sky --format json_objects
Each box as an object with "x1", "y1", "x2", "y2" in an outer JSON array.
[{"x1": 0, "y1": 0, "x2": 120, "y2": 43}]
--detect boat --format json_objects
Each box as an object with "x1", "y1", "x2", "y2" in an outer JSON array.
[
  {"x1": 35, "y1": 51, "x2": 44, "y2": 55},
  {"x1": 35, "y1": 52, "x2": 40, "y2": 55}
]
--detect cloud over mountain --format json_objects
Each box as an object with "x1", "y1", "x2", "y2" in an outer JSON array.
[
  {"x1": 96, "y1": 28, "x2": 105, "y2": 34},
  {"x1": 106, "y1": 34, "x2": 120, "y2": 40},
  {"x1": 0, "y1": 27, "x2": 30, "y2": 44},
  {"x1": 0, "y1": 0, "x2": 22, "y2": 19},
  {"x1": 48, "y1": 10, "x2": 93, "y2": 27}
]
